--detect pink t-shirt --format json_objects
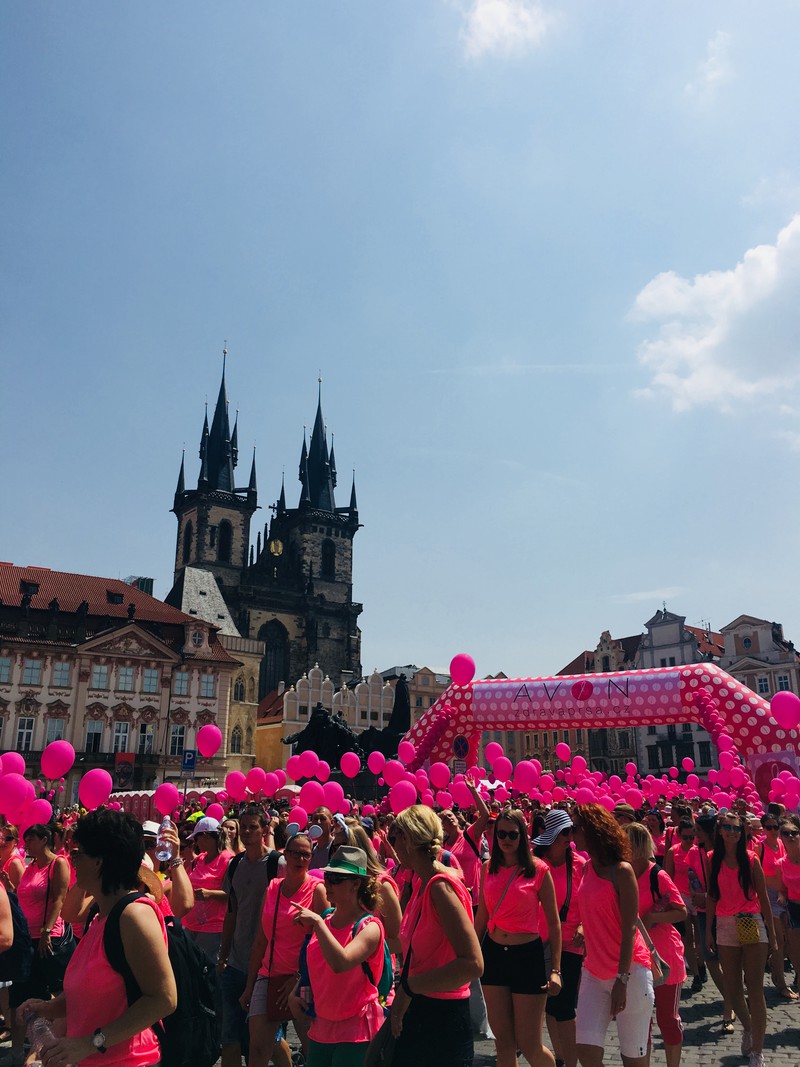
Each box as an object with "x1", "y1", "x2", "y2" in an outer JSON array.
[
  {"x1": 65, "y1": 897, "x2": 165, "y2": 1067},
  {"x1": 669, "y1": 843, "x2": 693, "y2": 895},
  {"x1": 778, "y1": 856, "x2": 800, "y2": 902},
  {"x1": 714, "y1": 859, "x2": 759, "y2": 916},
  {"x1": 399, "y1": 871, "x2": 473, "y2": 1000},
  {"x1": 538, "y1": 851, "x2": 586, "y2": 949},
  {"x1": 259, "y1": 875, "x2": 323, "y2": 977},
  {"x1": 18, "y1": 859, "x2": 65, "y2": 938},
  {"x1": 575, "y1": 863, "x2": 651, "y2": 980},
  {"x1": 760, "y1": 840, "x2": 786, "y2": 878},
  {"x1": 484, "y1": 861, "x2": 546, "y2": 936},
  {"x1": 448, "y1": 826, "x2": 484, "y2": 903},
  {"x1": 307, "y1": 914, "x2": 385, "y2": 1044},
  {"x1": 651, "y1": 833, "x2": 666, "y2": 859},
  {"x1": 182, "y1": 849, "x2": 234, "y2": 933},
  {"x1": 637, "y1": 864, "x2": 686, "y2": 984}
]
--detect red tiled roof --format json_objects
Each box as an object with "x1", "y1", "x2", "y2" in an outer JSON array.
[
  {"x1": 685, "y1": 625, "x2": 724, "y2": 659},
  {"x1": 0, "y1": 564, "x2": 192, "y2": 626},
  {"x1": 557, "y1": 650, "x2": 595, "y2": 676},
  {"x1": 257, "y1": 689, "x2": 284, "y2": 723}
]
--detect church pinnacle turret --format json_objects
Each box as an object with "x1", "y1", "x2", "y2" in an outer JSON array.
[{"x1": 300, "y1": 379, "x2": 337, "y2": 512}]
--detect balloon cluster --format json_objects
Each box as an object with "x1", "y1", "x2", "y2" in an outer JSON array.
[
  {"x1": 689, "y1": 687, "x2": 762, "y2": 813},
  {"x1": 406, "y1": 705, "x2": 456, "y2": 772}
]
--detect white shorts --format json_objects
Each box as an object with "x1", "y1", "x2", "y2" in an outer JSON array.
[{"x1": 576, "y1": 964, "x2": 654, "y2": 1059}]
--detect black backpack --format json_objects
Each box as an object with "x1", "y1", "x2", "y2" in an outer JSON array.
[
  {"x1": 0, "y1": 890, "x2": 33, "y2": 983},
  {"x1": 103, "y1": 893, "x2": 220, "y2": 1067}
]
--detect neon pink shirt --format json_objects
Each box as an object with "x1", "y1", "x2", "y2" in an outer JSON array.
[
  {"x1": 259, "y1": 875, "x2": 323, "y2": 977},
  {"x1": 687, "y1": 844, "x2": 710, "y2": 911},
  {"x1": 669, "y1": 843, "x2": 693, "y2": 895},
  {"x1": 651, "y1": 833, "x2": 666, "y2": 858},
  {"x1": 778, "y1": 856, "x2": 800, "y2": 902},
  {"x1": 575, "y1": 864, "x2": 651, "y2": 980},
  {"x1": 636, "y1": 864, "x2": 685, "y2": 984},
  {"x1": 714, "y1": 859, "x2": 759, "y2": 916},
  {"x1": 538, "y1": 851, "x2": 586, "y2": 948},
  {"x1": 760, "y1": 840, "x2": 786, "y2": 878},
  {"x1": 399, "y1": 871, "x2": 473, "y2": 1000},
  {"x1": 448, "y1": 826, "x2": 483, "y2": 902},
  {"x1": 484, "y1": 861, "x2": 546, "y2": 936},
  {"x1": 65, "y1": 897, "x2": 165, "y2": 1067},
  {"x1": 18, "y1": 859, "x2": 65, "y2": 938},
  {"x1": 306, "y1": 914, "x2": 385, "y2": 1044},
  {"x1": 182, "y1": 849, "x2": 233, "y2": 933}
]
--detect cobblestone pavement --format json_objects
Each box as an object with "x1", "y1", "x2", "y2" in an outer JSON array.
[{"x1": 472, "y1": 975, "x2": 800, "y2": 1066}]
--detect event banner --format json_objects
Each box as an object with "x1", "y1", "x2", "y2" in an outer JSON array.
[{"x1": 471, "y1": 670, "x2": 683, "y2": 727}]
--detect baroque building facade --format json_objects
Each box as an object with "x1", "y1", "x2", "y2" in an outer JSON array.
[{"x1": 168, "y1": 360, "x2": 363, "y2": 703}]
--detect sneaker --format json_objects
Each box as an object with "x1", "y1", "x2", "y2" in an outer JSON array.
[
  {"x1": 741, "y1": 1030, "x2": 753, "y2": 1056},
  {"x1": 748, "y1": 1053, "x2": 765, "y2": 1067},
  {"x1": 690, "y1": 974, "x2": 704, "y2": 994}
]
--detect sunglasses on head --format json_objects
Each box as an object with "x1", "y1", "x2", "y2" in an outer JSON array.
[
  {"x1": 323, "y1": 872, "x2": 355, "y2": 885},
  {"x1": 781, "y1": 829, "x2": 800, "y2": 839},
  {"x1": 496, "y1": 829, "x2": 520, "y2": 841}
]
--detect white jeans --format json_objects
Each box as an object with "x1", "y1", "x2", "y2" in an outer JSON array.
[{"x1": 576, "y1": 964, "x2": 654, "y2": 1059}]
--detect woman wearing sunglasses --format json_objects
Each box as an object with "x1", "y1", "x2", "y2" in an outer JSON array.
[
  {"x1": 0, "y1": 827, "x2": 25, "y2": 894},
  {"x1": 476, "y1": 808, "x2": 562, "y2": 1067},
  {"x1": 776, "y1": 815, "x2": 800, "y2": 994},
  {"x1": 289, "y1": 846, "x2": 386, "y2": 1066},
  {"x1": 758, "y1": 813, "x2": 796, "y2": 999},
  {"x1": 181, "y1": 817, "x2": 234, "y2": 965},
  {"x1": 706, "y1": 812, "x2": 776, "y2": 1067},
  {"x1": 533, "y1": 809, "x2": 585, "y2": 1067},
  {"x1": 242, "y1": 831, "x2": 328, "y2": 1067}
]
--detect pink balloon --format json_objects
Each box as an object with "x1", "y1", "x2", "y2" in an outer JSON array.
[
  {"x1": 323, "y1": 781, "x2": 345, "y2": 809},
  {"x1": 383, "y1": 760, "x2": 405, "y2": 787},
  {"x1": 286, "y1": 755, "x2": 302, "y2": 781},
  {"x1": 367, "y1": 751, "x2": 385, "y2": 775},
  {"x1": 78, "y1": 768, "x2": 113, "y2": 810},
  {"x1": 362, "y1": 804, "x2": 375, "y2": 816},
  {"x1": 451, "y1": 781, "x2": 473, "y2": 808},
  {"x1": 196, "y1": 724, "x2": 223, "y2": 759},
  {"x1": 225, "y1": 771, "x2": 247, "y2": 801},
  {"x1": 205, "y1": 802, "x2": 225, "y2": 821},
  {"x1": 575, "y1": 786, "x2": 595, "y2": 804},
  {"x1": 436, "y1": 790, "x2": 453, "y2": 808},
  {"x1": 27, "y1": 798, "x2": 53, "y2": 824},
  {"x1": 730, "y1": 767, "x2": 746, "y2": 789},
  {"x1": 299, "y1": 780, "x2": 325, "y2": 812},
  {"x1": 494, "y1": 756, "x2": 513, "y2": 781},
  {"x1": 420, "y1": 791, "x2": 434, "y2": 807},
  {"x1": 484, "y1": 742, "x2": 504, "y2": 765},
  {"x1": 340, "y1": 751, "x2": 361, "y2": 779},
  {"x1": 625, "y1": 763, "x2": 638, "y2": 777},
  {"x1": 262, "y1": 772, "x2": 279, "y2": 797},
  {"x1": 390, "y1": 781, "x2": 417, "y2": 814},
  {"x1": 513, "y1": 761, "x2": 538, "y2": 792},
  {"x1": 668, "y1": 766, "x2": 679, "y2": 779},
  {"x1": 494, "y1": 786, "x2": 509, "y2": 803},
  {"x1": 154, "y1": 782, "x2": 180, "y2": 816},
  {"x1": 571, "y1": 755, "x2": 587, "y2": 774},
  {"x1": 1, "y1": 753, "x2": 25, "y2": 777},
  {"x1": 274, "y1": 769, "x2": 287, "y2": 788},
  {"x1": 429, "y1": 762, "x2": 451, "y2": 790},
  {"x1": 625, "y1": 788, "x2": 643, "y2": 808},
  {"x1": 290, "y1": 806, "x2": 308, "y2": 830},
  {"x1": 686, "y1": 773, "x2": 700, "y2": 789},
  {"x1": 449, "y1": 653, "x2": 476, "y2": 687},
  {"x1": 681, "y1": 757, "x2": 694, "y2": 772},
  {"x1": 41, "y1": 741, "x2": 75, "y2": 780},
  {"x1": 718, "y1": 750, "x2": 734, "y2": 771},
  {"x1": 555, "y1": 742, "x2": 571, "y2": 762},
  {"x1": 598, "y1": 794, "x2": 616, "y2": 811},
  {"x1": 246, "y1": 767, "x2": 267, "y2": 794},
  {"x1": 0, "y1": 773, "x2": 34, "y2": 815},
  {"x1": 717, "y1": 735, "x2": 734, "y2": 751},
  {"x1": 298, "y1": 750, "x2": 319, "y2": 779},
  {"x1": 771, "y1": 691, "x2": 800, "y2": 731},
  {"x1": 398, "y1": 741, "x2": 416, "y2": 765},
  {"x1": 316, "y1": 760, "x2": 331, "y2": 783}
]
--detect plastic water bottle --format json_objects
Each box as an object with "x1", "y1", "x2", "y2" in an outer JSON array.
[
  {"x1": 25, "y1": 1010, "x2": 56, "y2": 1065},
  {"x1": 156, "y1": 816, "x2": 175, "y2": 862}
]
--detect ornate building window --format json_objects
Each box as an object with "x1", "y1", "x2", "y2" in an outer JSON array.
[
  {"x1": 173, "y1": 671, "x2": 189, "y2": 696},
  {"x1": 321, "y1": 539, "x2": 336, "y2": 579},
  {"x1": 230, "y1": 726, "x2": 242, "y2": 754},
  {"x1": 113, "y1": 722, "x2": 129, "y2": 753},
  {"x1": 200, "y1": 673, "x2": 216, "y2": 699},
  {"x1": 22, "y1": 659, "x2": 42, "y2": 686},
  {"x1": 45, "y1": 719, "x2": 65, "y2": 744},
  {"x1": 52, "y1": 661, "x2": 71, "y2": 688},
  {"x1": 247, "y1": 677, "x2": 255, "y2": 702},
  {"x1": 138, "y1": 723, "x2": 154, "y2": 755},
  {"x1": 85, "y1": 720, "x2": 103, "y2": 752},
  {"x1": 182, "y1": 521, "x2": 194, "y2": 565},
  {"x1": 218, "y1": 520, "x2": 233, "y2": 563},
  {"x1": 16, "y1": 717, "x2": 34, "y2": 750},
  {"x1": 170, "y1": 725, "x2": 185, "y2": 756},
  {"x1": 117, "y1": 666, "x2": 135, "y2": 692},
  {"x1": 0, "y1": 657, "x2": 11, "y2": 684},
  {"x1": 142, "y1": 669, "x2": 160, "y2": 694},
  {"x1": 91, "y1": 665, "x2": 109, "y2": 690}
]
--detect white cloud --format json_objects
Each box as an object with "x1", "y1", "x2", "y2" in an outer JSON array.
[
  {"x1": 631, "y1": 215, "x2": 800, "y2": 412},
  {"x1": 457, "y1": 0, "x2": 555, "y2": 60},
  {"x1": 685, "y1": 30, "x2": 732, "y2": 102}
]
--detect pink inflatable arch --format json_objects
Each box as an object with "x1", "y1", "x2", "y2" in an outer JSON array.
[{"x1": 405, "y1": 664, "x2": 800, "y2": 789}]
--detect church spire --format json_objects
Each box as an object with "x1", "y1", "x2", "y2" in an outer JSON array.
[
  {"x1": 299, "y1": 432, "x2": 311, "y2": 507},
  {"x1": 247, "y1": 447, "x2": 257, "y2": 502},
  {"x1": 302, "y1": 378, "x2": 336, "y2": 511},
  {"x1": 175, "y1": 450, "x2": 186, "y2": 499},
  {"x1": 231, "y1": 410, "x2": 239, "y2": 469},
  {"x1": 278, "y1": 473, "x2": 286, "y2": 514},
  {"x1": 204, "y1": 344, "x2": 235, "y2": 493},
  {"x1": 349, "y1": 471, "x2": 358, "y2": 519}
]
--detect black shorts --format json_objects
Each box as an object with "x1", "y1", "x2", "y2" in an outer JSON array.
[
  {"x1": 481, "y1": 936, "x2": 547, "y2": 995},
  {"x1": 393, "y1": 995, "x2": 472, "y2": 1067},
  {"x1": 787, "y1": 900, "x2": 800, "y2": 930},
  {"x1": 545, "y1": 949, "x2": 583, "y2": 1022}
]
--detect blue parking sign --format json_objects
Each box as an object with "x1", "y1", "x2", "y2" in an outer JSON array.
[{"x1": 181, "y1": 749, "x2": 197, "y2": 776}]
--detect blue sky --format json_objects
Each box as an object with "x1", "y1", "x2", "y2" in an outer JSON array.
[{"x1": 3, "y1": 2, "x2": 800, "y2": 680}]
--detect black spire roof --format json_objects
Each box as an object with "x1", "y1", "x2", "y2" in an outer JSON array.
[{"x1": 299, "y1": 381, "x2": 336, "y2": 511}]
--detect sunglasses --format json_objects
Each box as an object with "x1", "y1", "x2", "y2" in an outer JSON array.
[
  {"x1": 764, "y1": 824, "x2": 779, "y2": 831},
  {"x1": 781, "y1": 829, "x2": 800, "y2": 839},
  {"x1": 2, "y1": 837, "x2": 15, "y2": 844},
  {"x1": 496, "y1": 829, "x2": 520, "y2": 841},
  {"x1": 286, "y1": 850, "x2": 312, "y2": 860},
  {"x1": 323, "y1": 872, "x2": 355, "y2": 885},
  {"x1": 720, "y1": 824, "x2": 742, "y2": 834},
  {"x1": 680, "y1": 834, "x2": 695, "y2": 842}
]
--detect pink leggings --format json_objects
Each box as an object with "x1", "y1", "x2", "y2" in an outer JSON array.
[{"x1": 653, "y1": 982, "x2": 683, "y2": 1046}]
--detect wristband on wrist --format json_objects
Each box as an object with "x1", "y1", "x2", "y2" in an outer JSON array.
[
  {"x1": 169, "y1": 858, "x2": 185, "y2": 869},
  {"x1": 550, "y1": 969, "x2": 561, "y2": 976}
]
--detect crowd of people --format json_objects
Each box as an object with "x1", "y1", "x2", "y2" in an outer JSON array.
[{"x1": 0, "y1": 786, "x2": 798, "y2": 1067}]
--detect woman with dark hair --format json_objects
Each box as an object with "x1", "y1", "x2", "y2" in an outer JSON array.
[
  {"x1": 346, "y1": 824, "x2": 402, "y2": 954},
  {"x1": 533, "y1": 809, "x2": 585, "y2": 1067},
  {"x1": 389, "y1": 805, "x2": 482, "y2": 1067},
  {"x1": 664, "y1": 817, "x2": 701, "y2": 991},
  {"x1": 687, "y1": 810, "x2": 733, "y2": 1030},
  {"x1": 474, "y1": 808, "x2": 561, "y2": 1067},
  {"x1": 16, "y1": 809, "x2": 176, "y2": 1067},
  {"x1": 289, "y1": 846, "x2": 386, "y2": 1065},
  {"x1": 775, "y1": 814, "x2": 800, "y2": 996},
  {"x1": 572, "y1": 804, "x2": 653, "y2": 1067},
  {"x1": 0, "y1": 826, "x2": 24, "y2": 893},
  {"x1": 705, "y1": 811, "x2": 775, "y2": 1067},
  {"x1": 643, "y1": 810, "x2": 666, "y2": 866},
  {"x1": 759, "y1": 812, "x2": 796, "y2": 998}
]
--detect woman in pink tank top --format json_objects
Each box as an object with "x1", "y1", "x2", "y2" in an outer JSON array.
[
  {"x1": 15, "y1": 808, "x2": 176, "y2": 1067},
  {"x1": 347, "y1": 824, "x2": 402, "y2": 955},
  {"x1": 0, "y1": 825, "x2": 24, "y2": 894},
  {"x1": 758, "y1": 812, "x2": 796, "y2": 1000},
  {"x1": 390, "y1": 805, "x2": 482, "y2": 1067},
  {"x1": 706, "y1": 812, "x2": 776, "y2": 1067},
  {"x1": 776, "y1": 815, "x2": 800, "y2": 996},
  {"x1": 572, "y1": 803, "x2": 654, "y2": 1067}
]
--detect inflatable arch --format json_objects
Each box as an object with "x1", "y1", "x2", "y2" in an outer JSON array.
[{"x1": 405, "y1": 664, "x2": 800, "y2": 797}]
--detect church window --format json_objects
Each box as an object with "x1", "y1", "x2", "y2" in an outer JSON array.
[
  {"x1": 757, "y1": 676, "x2": 770, "y2": 695},
  {"x1": 321, "y1": 539, "x2": 336, "y2": 579},
  {"x1": 22, "y1": 659, "x2": 42, "y2": 686},
  {"x1": 218, "y1": 520, "x2": 233, "y2": 563},
  {"x1": 246, "y1": 727, "x2": 253, "y2": 751},
  {"x1": 299, "y1": 705, "x2": 308, "y2": 716},
  {"x1": 230, "y1": 726, "x2": 242, "y2": 754},
  {"x1": 233, "y1": 678, "x2": 245, "y2": 702},
  {"x1": 46, "y1": 719, "x2": 64, "y2": 744},
  {"x1": 414, "y1": 696, "x2": 423, "y2": 708},
  {"x1": 182, "y1": 521, "x2": 194, "y2": 565},
  {"x1": 698, "y1": 741, "x2": 712, "y2": 765}
]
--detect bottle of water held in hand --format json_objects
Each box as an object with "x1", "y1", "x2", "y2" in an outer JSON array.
[
  {"x1": 25, "y1": 1009, "x2": 57, "y2": 1066},
  {"x1": 156, "y1": 815, "x2": 175, "y2": 862}
]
